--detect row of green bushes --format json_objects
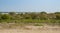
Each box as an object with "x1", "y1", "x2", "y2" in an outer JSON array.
[{"x1": 0, "y1": 12, "x2": 60, "y2": 25}]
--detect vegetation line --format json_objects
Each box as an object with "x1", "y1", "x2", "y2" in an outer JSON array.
[{"x1": 0, "y1": 12, "x2": 60, "y2": 25}]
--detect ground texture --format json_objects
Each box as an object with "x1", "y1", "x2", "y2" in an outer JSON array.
[{"x1": 0, "y1": 25, "x2": 60, "y2": 33}]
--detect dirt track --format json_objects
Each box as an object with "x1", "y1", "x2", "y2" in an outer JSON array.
[{"x1": 0, "y1": 25, "x2": 60, "y2": 33}]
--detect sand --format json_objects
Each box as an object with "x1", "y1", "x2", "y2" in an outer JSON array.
[{"x1": 0, "y1": 25, "x2": 60, "y2": 33}]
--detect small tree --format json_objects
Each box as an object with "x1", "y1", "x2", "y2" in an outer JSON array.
[
  {"x1": 56, "y1": 14, "x2": 60, "y2": 20},
  {"x1": 1, "y1": 14, "x2": 11, "y2": 20},
  {"x1": 8, "y1": 12, "x2": 16, "y2": 16}
]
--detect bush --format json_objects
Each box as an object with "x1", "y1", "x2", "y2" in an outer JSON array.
[{"x1": 1, "y1": 14, "x2": 11, "y2": 20}]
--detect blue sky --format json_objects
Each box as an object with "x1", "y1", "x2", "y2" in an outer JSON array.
[{"x1": 0, "y1": 0, "x2": 60, "y2": 12}]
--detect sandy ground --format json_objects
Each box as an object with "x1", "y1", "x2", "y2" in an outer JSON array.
[{"x1": 0, "y1": 25, "x2": 60, "y2": 33}]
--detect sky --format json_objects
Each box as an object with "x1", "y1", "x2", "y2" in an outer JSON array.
[{"x1": 0, "y1": 0, "x2": 60, "y2": 12}]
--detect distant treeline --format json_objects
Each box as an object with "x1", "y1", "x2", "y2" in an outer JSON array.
[{"x1": 0, "y1": 12, "x2": 60, "y2": 24}]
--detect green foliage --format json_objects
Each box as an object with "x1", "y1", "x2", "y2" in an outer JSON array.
[
  {"x1": 8, "y1": 12, "x2": 16, "y2": 16},
  {"x1": 56, "y1": 14, "x2": 60, "y2": 19},
  {"x1": 0, "y1": 12, "x2": 60, "y2": 26},
  {"x1": 1, "y1": 14, "x2": 11, "y2": 20},
  {"x1": 34, "y1": 23, "x2": 43, "y2": 26}
]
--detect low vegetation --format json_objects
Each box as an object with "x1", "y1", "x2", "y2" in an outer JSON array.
[{"x1": 0, "y1": 12, "x2": 60, "y2": 26}]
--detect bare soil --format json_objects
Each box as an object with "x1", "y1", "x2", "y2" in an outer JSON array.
[{"x1": 0, "y1": 25, "x2": 60, "y2": 33}]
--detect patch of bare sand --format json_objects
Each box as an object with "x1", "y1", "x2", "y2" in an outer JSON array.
[{"x1": 0, "y1": 25, "x2": 60, "y2": 33}]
